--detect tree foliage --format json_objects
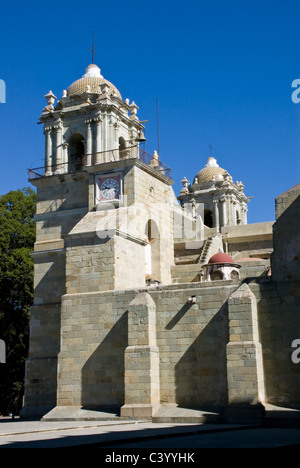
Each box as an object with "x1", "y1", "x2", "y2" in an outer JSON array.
[{"x1": 0, "y1": 188, "x2": 36, "y2": 415}]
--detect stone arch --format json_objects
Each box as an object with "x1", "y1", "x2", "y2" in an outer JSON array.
[{"x1": 68, "y1": 133, "x2": 84, "y2": 172}]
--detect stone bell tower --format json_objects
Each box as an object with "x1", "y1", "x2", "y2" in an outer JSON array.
[
  {"x1": 22, "y1": 63, "x2": 175, "y2": 417},
  {"x1": 42, "y1": 63, "x2": 144, "y2": 175},
  {"x1": 178, "y1": 156, "x2": 249, "y2": 231}
]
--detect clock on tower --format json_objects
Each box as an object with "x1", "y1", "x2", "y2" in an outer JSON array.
[{"x1": 96, "y1": 173, "x2": 122, "y2": 203}]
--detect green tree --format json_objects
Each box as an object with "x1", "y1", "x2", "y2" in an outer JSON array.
[{"x1": 0, "y1": 188, "x2": 36, "y2": 415}]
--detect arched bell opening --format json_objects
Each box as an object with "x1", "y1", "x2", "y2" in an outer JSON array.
[
  {"x1": 204, "y1": 209, "x2": 214, "y2": 228},
  {"x1": 68, "y1": 133, "x2": 84, "y2": 173}
]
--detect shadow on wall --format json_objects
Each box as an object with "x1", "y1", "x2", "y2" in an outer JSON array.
[
  {"x1": 174, "y1": 302, "x2": 229, "y2": 410},
  {"x1": 33, "y1": 251, "x2": 66, "y2": 304},
  {"x1": 81, "y1": 312, "x2": 128, "y2": 411},
  {"x1": 258, "y1": 282, "x2": 300, "y2": 410},
  {"x1": 272, "y1": 194, "x2": 300, "y2": 282}
]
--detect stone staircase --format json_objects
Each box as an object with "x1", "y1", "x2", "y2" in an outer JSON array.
[
  {"x1": 199, "y1": 234, "x2": 224, "y2": 265},
  {"x1": 199, "y1": 237, "x2": 214, "y2": 265},
  {"x1": 172, "y1": 234, "x2": 224, "y2": 284}
]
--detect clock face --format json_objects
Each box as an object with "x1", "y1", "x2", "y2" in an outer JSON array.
[{"x1": 100, "y1": 177, "x2": 120, "y2": 200}]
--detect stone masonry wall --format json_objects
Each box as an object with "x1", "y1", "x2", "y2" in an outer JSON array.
[
  {"x1": 153, "y1": 283, "x2": 234, "y2": 408},
  {"x1": 114, "y1": 235, "x2": 146, "y2": 290},
  {"x1": 57, "y1": 282, "x2": 237, "y2": 409},
  {"x1": 56, "y1": 278, "x2": 300, "y2": 413},
  {"x1": 65, "y1": 235, "x2": 115, "y2": 294}
]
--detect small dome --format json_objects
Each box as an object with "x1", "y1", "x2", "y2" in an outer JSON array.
[
  {"x1": 67, "y1": 64, "x2": 121, "y2": 98},
  {"x1": 209, "y1": 252, "x2": 235, "y2": 264},
  {"x1": 194, "y1": 157, "x2": 227, "y2": 184}
]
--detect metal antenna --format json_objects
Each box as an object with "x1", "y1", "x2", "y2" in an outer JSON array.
[
  {"x1": 208, "y1": 143, "x2": 213, "y2": 157},
  {"x1": 89, "y1": 31, "x2": 96, "y2": 64},
  {"x1": 156, "y1": 98, "x2": 160, "y2": 157}
]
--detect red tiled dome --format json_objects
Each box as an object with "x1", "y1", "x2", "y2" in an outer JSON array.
[{"x1": 209, "y1": 252, "x2": 235, "y2": 264}]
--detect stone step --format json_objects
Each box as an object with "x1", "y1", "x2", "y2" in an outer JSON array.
[
  {"x1": 152, "y1": 406, "x2": 222, "y2": 424},
  {"x1": 42, "y1": 406, "x2": 133, "y2": 422}
]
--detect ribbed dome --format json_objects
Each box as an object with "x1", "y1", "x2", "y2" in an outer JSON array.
[
  {"x1": 209, "y1": 252, "x2": 235, "y2": 264},
  {"x1": 194, "y1": 157, "x2": 227, "y2": 184},
  {"x1": 67, "y1": 64, "x2": 121, "y2": 98}
]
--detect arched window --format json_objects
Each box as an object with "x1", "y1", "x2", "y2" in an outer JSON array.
[
  {"x1": 210, "y1": 270, "x2": 223, "y2": 281},
  {"x1": 231, "y1": 270, "x2": 239, "y2": 279},
  {"x1": 68, "y1": 133, "x2": 84, "y2": 173},
  {"x1": 204, "y1": 209, "x2": 213, "y2": 228},
  {"x1": 236, "y1": 210, "x2": 241, "y2": 225}
]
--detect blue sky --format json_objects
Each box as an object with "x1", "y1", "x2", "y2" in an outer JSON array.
[{"x1": 0, "y1": 0, "x2": 299, "y2": 223}]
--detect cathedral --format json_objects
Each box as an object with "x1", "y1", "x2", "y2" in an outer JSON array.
[{"x1": 22, "y1": 62, "x2": 300, "y2": 423}]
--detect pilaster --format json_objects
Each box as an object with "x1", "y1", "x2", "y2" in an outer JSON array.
[
  {"x1": 226, "y1": 283, "x2": 265, "y2": 422},
  {"x1": 121, "y1": 292, "x2": 160, "y2": 418}
]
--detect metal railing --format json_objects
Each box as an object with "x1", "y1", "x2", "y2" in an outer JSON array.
[
  {"x1": 138, "y1": 148, "x2": 172, "y2": 179},
  {"x1": 28, "y1": 146, "x2": 171, "y2": 180}
]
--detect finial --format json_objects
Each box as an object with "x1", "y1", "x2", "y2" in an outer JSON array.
[
  {"x1": 129, "y1": 101, "x2": 139, "y2": 117},
  {"x1": 180, "y1": 177, "x2": 190, "y2": 194},
  {"x1": 149, "y1": 150, "x2": 159, "y2": 168},
  {"x1": 44, "y1": 90, "x2": 57, "y2": 110}
]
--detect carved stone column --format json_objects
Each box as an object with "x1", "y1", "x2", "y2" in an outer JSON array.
[
  {"x1": 231, "y1": 197, "x2": 236, "y2": 226},
  {"x1": 85, "y1": 119, "x2": 93, "y2": 166},
  {"x1": 54, "y1": 123, "x2": 63, "y2": 174},
  {"x1": 242, "y1": 202, "x2": 248, "y2": 224},
  {"x1": 94, "y1": 118, "x2": 102, "y2": 165},
  {"x1": 220, "y1": 198, "x2": 227, "y2": 227},
  {"x1": 62, "y1": 142, "x2": 69, "y2": 173},
  {"x1": 213, "y1": 199, "x2": 220, "y2": 232},
  {"x1": 44, "y1": 127, "x2": 52, "y2": 176}
]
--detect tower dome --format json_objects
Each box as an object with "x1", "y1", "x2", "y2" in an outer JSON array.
[
  {"x1": 194, "y1": 157, "x2": 227, "y2": 184},
  {"x1": 67, "y1": 64, "x2": 122, "y2": 98},
  {"x1": 208, "y1": 252, "x2": 235, "y2": 264}
]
